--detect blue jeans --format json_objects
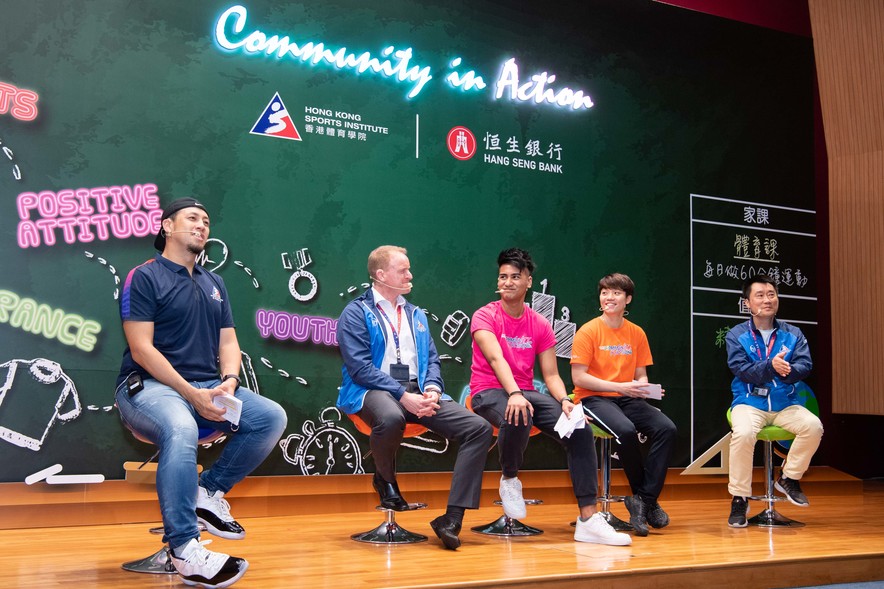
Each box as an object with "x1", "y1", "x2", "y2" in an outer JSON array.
[{"x1": 115, "y1": 378, "x2": 287, "y2": 550}]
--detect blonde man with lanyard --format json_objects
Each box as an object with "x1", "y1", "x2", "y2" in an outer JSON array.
[
  {"x1": 725, "y1": 274, "x2": 823, "y2": 527},
  {"x1": 336, "y1": 246, "x2": 493, "y2": 550}
]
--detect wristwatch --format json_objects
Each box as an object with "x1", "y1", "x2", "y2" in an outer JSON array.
[{"x1": 221, "y1": 374, "x2": 241, "y2": 387}]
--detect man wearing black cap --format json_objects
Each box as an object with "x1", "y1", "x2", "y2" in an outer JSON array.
[{"x1": 115, "y1": 197, "x2": 287, "y2": 588}]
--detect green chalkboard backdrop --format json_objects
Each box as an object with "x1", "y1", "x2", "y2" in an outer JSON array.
[{"x1": 0, "y1": 0, "x2": 815, "y2": 482}]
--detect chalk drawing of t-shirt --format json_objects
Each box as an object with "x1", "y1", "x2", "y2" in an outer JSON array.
[{"x1": 0, "y1": 358, "x2": 81, "y2": 451}]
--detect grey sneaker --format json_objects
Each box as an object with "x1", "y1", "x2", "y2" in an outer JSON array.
[
  {"x1": 499, "y1": 476, "x2": 527, "y2": 519},
  {"x1": 728, "y1": 496, "x2": 749, "y2": 528}
]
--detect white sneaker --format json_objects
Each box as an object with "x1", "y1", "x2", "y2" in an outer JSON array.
[
  {"x1": 574, "y1": 512, "x2": 632, "y2": 546},
  {"x1": 197, "y1": 486, "x2": 245, "y2": 540},
  {"x1": 170, "y1": 538, "x2": 249, "y2": 588},
  {"x1": 499, "y1": 476, "x2": 527, "y2": 519}
]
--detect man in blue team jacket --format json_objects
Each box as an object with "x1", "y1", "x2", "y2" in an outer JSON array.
[
  {"x1": 336, "y1": 245, "x2": 492, "y2": 550},
  {"x1": 725, "y1": 274, "x2": 823, "y2": 527}
]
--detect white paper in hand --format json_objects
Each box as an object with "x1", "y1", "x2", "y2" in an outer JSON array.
[
  {"x1": 554, "y1": 405, "x2": 586, "y2": 439},
  {"x1": 635, "y1": 382, "x2": 663, "y2": 400},
  {"x1": 213, "y1": 394, "x2": 242, "y2": 426}
]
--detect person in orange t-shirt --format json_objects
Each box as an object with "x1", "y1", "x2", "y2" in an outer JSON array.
[{"x1": 570, "y1": 273, "x2": 676, "y2": 538}]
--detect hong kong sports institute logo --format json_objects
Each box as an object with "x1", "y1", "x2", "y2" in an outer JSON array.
[
  {"x1": 250, "y1": 92, "x2": 302, "y2": 141},
  {"x1": 447, "y1": 126, "x2": 476, "y2": 160}
]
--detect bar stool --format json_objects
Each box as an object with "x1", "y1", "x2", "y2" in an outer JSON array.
[
  {"x1": 121, "y1": 424, "x2": 224, "y2": 574},
  {"x1": 347, "y1": 413, "x2": 430, "y2": 544},
  {"x1": 464, "y1": 394, "x2": 544, "y2": 537},
  {"x1": 471, "y1": 499, "x2": 544, "y2": 536},
  {"x1": 590, "y1": 423, "x2": 633, "y2": 531},
  {"x1": 727, "y1": 409, "x2": 804, "y2": 528}
]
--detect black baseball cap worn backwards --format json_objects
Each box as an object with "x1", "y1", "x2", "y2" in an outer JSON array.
[{"x1": 154, "y1": 197, "x2": 208, "y2": 251}]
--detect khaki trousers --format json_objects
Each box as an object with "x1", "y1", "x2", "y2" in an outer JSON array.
[{"x1": 728, "y1": 403, "x2": 823, "y2": 498}]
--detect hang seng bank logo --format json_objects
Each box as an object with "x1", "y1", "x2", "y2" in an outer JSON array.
[{"x1": 447, "y1": 126, "x2": 476, "y2": 160}]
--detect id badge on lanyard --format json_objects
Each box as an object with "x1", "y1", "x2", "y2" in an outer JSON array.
[{"x1": 377, "y1": 304, "x2": 410, "y2": 385}]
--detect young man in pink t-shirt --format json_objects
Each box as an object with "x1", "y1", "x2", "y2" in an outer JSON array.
[{"x1": 469, "y1": 248, "x2": 631, "y2": 546}]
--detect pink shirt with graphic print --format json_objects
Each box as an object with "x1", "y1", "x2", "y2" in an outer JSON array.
[{"x1": 469, "y1": 301, "x2": 556, "y2": 395}]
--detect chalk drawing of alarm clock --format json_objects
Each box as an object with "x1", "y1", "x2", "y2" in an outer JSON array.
[{"x1": 279, "y1": 406, "x2": 364, "y2": 475}]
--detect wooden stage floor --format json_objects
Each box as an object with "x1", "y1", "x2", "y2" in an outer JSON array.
[{"x1": 5, "y1": 481, "x2": 884, "y2": 589}]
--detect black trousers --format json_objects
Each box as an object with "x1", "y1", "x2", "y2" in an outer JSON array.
[
  {"x1": 582, "y1": 396, "x2": 677, "y2": 502},
  {"x1": 472, "y1": 388, "x2": 598, "y2": 508}
]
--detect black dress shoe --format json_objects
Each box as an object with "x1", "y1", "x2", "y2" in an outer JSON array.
[
  {"x1": 430, "y1": 515, "x2": 462, "y2": 550},
  {"x1": 373, "y1": 473, "x2": 410, "y2": 511}
]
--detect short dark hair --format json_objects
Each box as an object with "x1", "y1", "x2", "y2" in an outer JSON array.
[
  {"x1": 598, "y1": 273, "x2": 635, "y2": 298},
  {"x1": 742, "y1": 273, "x2": 778, "y2": 298},
  {"x1": 497, "y1": 248, "x2": 535, "y2": 275}
]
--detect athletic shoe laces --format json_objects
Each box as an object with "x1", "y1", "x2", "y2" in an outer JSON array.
[
  {"x1": 205, "y1": 491, "x2": 234, "y2": 521},
  {"x1": 176, "y1": 540, "x2": 229, "y2": 577}
]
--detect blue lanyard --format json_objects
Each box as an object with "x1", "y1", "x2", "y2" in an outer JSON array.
[{"x1": 376, "y1": 304, "x2": 403, "y2": 362}]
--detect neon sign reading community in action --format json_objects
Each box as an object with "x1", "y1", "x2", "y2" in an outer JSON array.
[{"x1": 213, "y1": 5, "x2": 594, "y2": 110}]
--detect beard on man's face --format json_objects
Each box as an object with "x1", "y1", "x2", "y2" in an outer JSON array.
[{"x1": 186, "y1": 243, "x2": 205, "y2": 256}]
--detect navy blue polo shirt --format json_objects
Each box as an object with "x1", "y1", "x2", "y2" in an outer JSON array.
[{"x1": 116, "y1": 254, "x2": 235, "y2": 387}]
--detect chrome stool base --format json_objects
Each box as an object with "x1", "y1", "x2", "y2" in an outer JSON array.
[
  {"x1": 472, "y1": 499, "x2": 544, "y2": 536},
  {"x1": 122, "y1": 546, "x2": 176, "y2": 574},
  {"x1": 748, "y1": 507, "x2": 804, "y2": 527},
  {"x1": 471, "y1": 514, "x2": 544, "y2": 536},
  {"x1": 597, "y1": 507, "x2": 634, "y2": 532},
  {"x1": 122, "y1": 523, "x2": 208, "y2": 574},
  {"x1": 747, "y1": 495, "x2": 804, "y2": 527},
  {"x1": 351, "y1": 503, "x2": 429, "y2": 544}
]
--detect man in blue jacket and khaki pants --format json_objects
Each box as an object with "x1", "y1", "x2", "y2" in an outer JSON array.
[
  {"x1": 725, "y1": 273, "x2": 824, "y2": 527},
  {"x1": 336, "y1": 245, "x2": 492, "y2": 550}
]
